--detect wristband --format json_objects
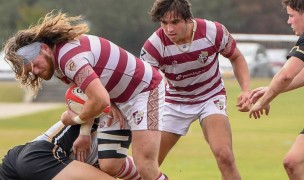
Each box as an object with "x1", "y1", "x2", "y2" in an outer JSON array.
[
  {"x1": 72, "y1": 115, "x2": 85, "y2": 124},
  {"x1": 79, "y1": 124, "x2": 91, "y2": 136}
]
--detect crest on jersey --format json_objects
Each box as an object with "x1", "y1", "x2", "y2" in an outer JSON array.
[
  {"x1": 66, "y1": 59, "x2": 76, "y2": 71},
  {"x1": 198, "y1": 51, "x2": 208, "y2": 63},
  {"x1": 213, "y1": 99, "x2": 225, "y2": 110},
  {"x1": 132, "y1": 111, "x2": 145, "y2": 125}
]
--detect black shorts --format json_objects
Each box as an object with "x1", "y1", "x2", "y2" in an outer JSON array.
[
  {"x1": 300, "y1": 129, "x2": 304, "y2": 134},
  {"x1": 0, "y1": 141, "x2": 72, "y2": 180}
]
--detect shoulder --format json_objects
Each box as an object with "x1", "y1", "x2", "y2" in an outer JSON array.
[{"x1": 296, "y1": 35, "x2": 304, "y2": 46}]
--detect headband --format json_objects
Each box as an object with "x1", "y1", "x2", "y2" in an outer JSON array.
[{"x1": 16, "y1": 42, "x2": 42, "y2": 65}]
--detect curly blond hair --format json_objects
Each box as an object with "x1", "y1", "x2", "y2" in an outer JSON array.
[{"x1": 3, "y1": 10, "x2": 89, "y2": 95}]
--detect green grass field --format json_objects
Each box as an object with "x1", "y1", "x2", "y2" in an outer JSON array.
[{"x1": 0, "y1": 78, "x2": 303, "y2": 179}]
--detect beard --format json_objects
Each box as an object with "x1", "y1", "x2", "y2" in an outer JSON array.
[{"x1": 41, "y1": 53, "x2": 55, "y2": 80}]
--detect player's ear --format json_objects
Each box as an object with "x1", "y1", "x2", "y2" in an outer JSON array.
[{"x1": 40, "y1": 43, "x2": 50, "y2": 53}]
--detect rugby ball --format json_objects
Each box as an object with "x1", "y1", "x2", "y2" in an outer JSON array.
[{"x1": 65, "y1": 85, "x2": 87, "y2": 114}]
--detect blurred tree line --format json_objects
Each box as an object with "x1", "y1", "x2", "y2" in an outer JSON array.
[{"x1": 0, "y1": 0, "x2": 292, "y2": 55}]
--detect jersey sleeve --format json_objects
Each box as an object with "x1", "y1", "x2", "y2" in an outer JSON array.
[
  {"x1": 287, "y1": 35, "x2": 304, "y2": 61},
  {"x1": 218, "y1": 24, "x2": 236, "y2": 58},
  {"x1": 140, "y1": 32, "x2": 164, "y2": 69},
  {"x1": 61, "y1": 52, "x2": 99, "y2": 91}
]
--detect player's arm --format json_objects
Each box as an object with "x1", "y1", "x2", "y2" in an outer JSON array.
[
  {"x1": 258, "y1": 57, "x2": 304, "y2": 105},
  {"x1": 227, "y1": 47, "x2": 251, "y2": 112},
  {"x1": 73, "y1": 119, "x2": 94, "y2": 162},
  {"x1": 77, "y1": 78, "x2": 111, "y2": 123},
  {"x1": 282, "y1": 62, "x2": 304, "y2": 92}
]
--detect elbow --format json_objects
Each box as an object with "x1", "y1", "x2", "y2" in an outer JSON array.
[
  {"x1": 277, "y1": 71, "x2": 294, "y2": 84},
  {"x1": 96, "y1": 96, "x2": 111, "y2": 111}
]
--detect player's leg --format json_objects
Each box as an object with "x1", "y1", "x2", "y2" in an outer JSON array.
[
  {"x1": 1, "y1": 145, "x2": 25, "y2": 179},
  {"x1": 114, "y1": 156, "x2": 142, "y2": 180},
  {"x1": 159, "y1": 131, "x2": 181, "y2": 165},
  {"x1": 200, "y1": 95, "x2": 240, "y2": 180},
  {"x1": 97, "y1": 129, "x2": 133, "y2": 177},
  {"x1": 283, "y1": 132, "x2": 304, "y2": 179},
  {"x1": 53, "y1": 160, "x2": 114, "y2": 180},
  {"x1": 201, "y1": 114, "x2": 240, "y2": 180},
  {"x1": 127, "y1": 83, "x2": 167, "y2": 180},
  {"x1": 159, "y1": 100, "x2": 198, "y2": 166},
  {"x1": 132, "y1": 130, "x2": 162, "y2": 179}
]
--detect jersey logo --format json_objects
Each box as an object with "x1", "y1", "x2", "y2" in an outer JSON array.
[
  {"x1": 213, "y1": 99, "x2": 225, "y2": 110},
  {"x1": 198, "y1": 51, "x2": 208, "y2": 63},
  {"x1": 66, "y1": 59, "x2": 76, "y2": 71},
  {"x1": 132, "y1": 111, "x2": 144, "y2": 125}
]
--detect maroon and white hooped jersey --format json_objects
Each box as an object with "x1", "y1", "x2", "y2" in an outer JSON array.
[
  {"x1": 54, "y1": 35, "x2": 162, "y2": 103},
  {"x1": 140, "y1": 18, "x2": 236, "y2": 104}
]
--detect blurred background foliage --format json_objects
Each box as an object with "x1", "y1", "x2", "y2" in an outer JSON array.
[{"x1": 0, "y1": 0, "x2": 291, "y2": 55}]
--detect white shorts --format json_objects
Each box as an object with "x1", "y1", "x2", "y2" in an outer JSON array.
[
  {"x1": 162, "y1": 95, "x2": 228, "y2": 136},
  {"x1": 98, "y1": 81, "x2": 165, "y2": 131}
]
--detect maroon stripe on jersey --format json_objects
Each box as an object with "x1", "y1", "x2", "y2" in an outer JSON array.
[
  {"x1": 165, "y1": 89, "x2": 226, "y2": 105},
  {"x1": 162, "y1": 45, "x2": 218, "y2": 67},
  {"x1": 226, "y1": 37, "x2": 236, "y2": 57},
  {"x1": 111, "y1": 59, "x2": 145, "y2": 103},
  {"x1": 166, "y1": 77, "x2": 222, "y2": 98},
  {"x1": 195, "y1": 19, "x2": 207, "y2": 38},
  {"x1": 214, "y1": 22, "x2": 224, "y2": 51},
  {"x1": 59, "y1": 36, "x2": 91, "y2": 72},
  {"x1": 142, "y1": 67, "x2": 162, "y2": 92},
  {"x1": 143, "y1": 40, "x2": 163, "y2": 66},
  {"x1": 104, "y1": 47, "x2": 128, "y2": 92},
  {"x1": 165, "y1": 54, "x2": 217, "y2": 81},
  {"x1": 94, "y1": 38, "x2": 111, "y2": 76},
  {"x1": 166, "y1": 64, "x2": 220, "y2": 92}
]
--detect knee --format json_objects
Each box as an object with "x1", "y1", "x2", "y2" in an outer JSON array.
[
  {"x1": 98, "y1": 158, "x2": 125, "y2": 176},
  {"x1": 214, "y1": 147, "x2": 235, "y2": 166},
  {"x1": 283, "y1": 155, "x2": 298, "y2": 171},
  {"x1": 133, "y1": 155, "x2": 158, "y2": 177}
]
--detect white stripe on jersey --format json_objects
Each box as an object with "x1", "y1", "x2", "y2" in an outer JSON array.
[
  {"x1": 123, "y1": 55, "x2": 153, "y2": 99},
  {"x1": 127, "y1": 61, "x2": 153, "y2": 99},
  {"x1": 109, "y1": 51, "x2": 136, "y2": 98},
  {"x1": 149, "y1": 32, "x2": 163, "y2": 56},
  {"x1": 100, "y1": 69, "x2": 114, "y2": 87},
  {"x1": 105, "y1": 41, "x2": 120, "y2": 70},
  {"x1": 205, "y1": 20, "x2": 217, "y2": 45},
  {"x1": 86, "y1": 35, "x2": 101, "y2": 66},
  {"x1": 64, "y1": 51, "x2": 94, "y2": 79},
  {"x1": 57, "y1": 40, "x2": 80, "y2": 60}
]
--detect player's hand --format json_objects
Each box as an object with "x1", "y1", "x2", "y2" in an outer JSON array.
[
  {"x1": 236, "y1": 90, "x2": 251, "y2": 112},
  {"x1": 249, "y1": 101, "x2": 270, "y2": 119},
  {"x1": 61, "y1": 109, "x2": 78, "y2": 125},
  {"x1": 250, "y1": 87, "x2": 268, "y2": 104},
  {"x1": 107, "y1": 103, "x2": 126, "y2": 129},
  {"x1": 73, "y1": 134, "x2": 91, "y2": 162}
]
